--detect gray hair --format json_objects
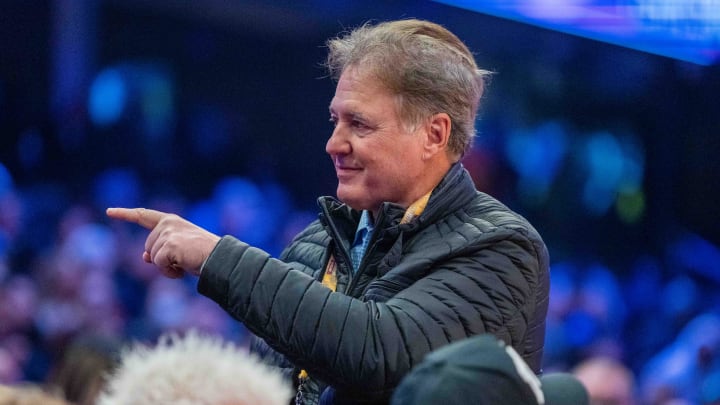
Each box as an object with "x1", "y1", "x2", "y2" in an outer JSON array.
[{"x1": 326, "y1": 19, "x2": 491, "y2": 158}]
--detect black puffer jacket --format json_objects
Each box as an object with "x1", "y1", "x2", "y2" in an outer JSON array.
[{"x1": 198, "y1": 163, "x2": 549, "y2": 404}]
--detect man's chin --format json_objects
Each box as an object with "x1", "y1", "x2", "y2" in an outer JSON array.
[{"x1": 336, "y1": 190, "x2": 364, "y2": 210}]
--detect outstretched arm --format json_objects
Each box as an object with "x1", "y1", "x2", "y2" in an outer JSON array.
[{"x1": 106, "y1": 207, "x2": 221, "y2": 278}]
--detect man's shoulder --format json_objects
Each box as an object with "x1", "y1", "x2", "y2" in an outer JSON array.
[
  {"x1": 422, "y1": 191, "x2": 545, "y2": 249},
  {"x1": 464, "y1": 192, "x2": 538, "y2": 233},
  {"x1": 425, "y1": 165, "x2": 536, "y2": 236}
]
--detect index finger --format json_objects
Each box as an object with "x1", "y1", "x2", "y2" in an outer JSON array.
[{"x1": 106, "y1": 207, "x2": 166, "y2": 230}]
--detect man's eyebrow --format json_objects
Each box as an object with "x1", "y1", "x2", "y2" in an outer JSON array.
[{"x1": 328, "y1": 107, "x2": 367, "y2": 121}]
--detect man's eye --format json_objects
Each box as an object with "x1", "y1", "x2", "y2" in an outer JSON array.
[
  {"x1": 351, "y1": 120, "x2": 368, "y2": 129},
  {"x1": 329, "y1": 117, "x2": 338, "y2": 127}
]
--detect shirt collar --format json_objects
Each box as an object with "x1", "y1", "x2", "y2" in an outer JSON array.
[{"x1": 353, "y1": 210, "x2": 374, "y2": 245}]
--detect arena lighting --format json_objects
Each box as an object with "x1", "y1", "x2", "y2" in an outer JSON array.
[
  {"x1": 88, "y1": 62, "x2": 175, "y2": 139},
  {"x1": 433, "y1": 0, "x2": 720, "y2": 65}
]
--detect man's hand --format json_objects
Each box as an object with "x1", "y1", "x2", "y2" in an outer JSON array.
[{"x1": 106, "y1": 207, "x2": 221, "y2": 278}]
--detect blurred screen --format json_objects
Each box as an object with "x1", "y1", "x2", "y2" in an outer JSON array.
[{"x1": 434, "y1": 0, "x2": 720, "y2": 65}]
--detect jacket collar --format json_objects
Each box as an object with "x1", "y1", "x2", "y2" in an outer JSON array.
[
  {"x1": 416, "y1": 162, "x2": 478, "y2": 227},
  {"x1": 317, "y1": 162, "x2": 477, "y2": 234}
]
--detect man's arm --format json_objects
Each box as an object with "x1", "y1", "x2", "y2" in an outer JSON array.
[
  {"x1": 197, "y1": 229, "x2": 543, "y2": 396},
  {"x1": 106, "y1": 207, "x2": 545, "y2": 395}
]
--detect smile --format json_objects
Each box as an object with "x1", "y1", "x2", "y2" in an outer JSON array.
[{"x1": 335, "y1": 165, "x2": 362, "y2": 179}]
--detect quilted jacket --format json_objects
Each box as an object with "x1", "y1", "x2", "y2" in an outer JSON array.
[{"x1": 197, "y1": 163, "x2": 550, "y2": 404}]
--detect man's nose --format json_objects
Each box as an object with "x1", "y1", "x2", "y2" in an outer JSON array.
[{"x1": 326, "y1": 125, "x2": 350, "y2": 156}]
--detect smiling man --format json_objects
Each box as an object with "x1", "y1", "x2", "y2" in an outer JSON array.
[
  {"x1": 326, "y1": 65, "x2": 450, "y2": 215},
  {"x1": 107, "y1": 19, "x2": 550, "y2": 405}
]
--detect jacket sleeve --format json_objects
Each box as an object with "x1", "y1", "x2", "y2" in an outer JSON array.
[{"x1": 197, "y1": 227, "x2": 544, "y2": 397}]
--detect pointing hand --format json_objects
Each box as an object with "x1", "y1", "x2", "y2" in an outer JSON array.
[{"x1": 106, "y1": 207, "x2": 221, "y2": 278}]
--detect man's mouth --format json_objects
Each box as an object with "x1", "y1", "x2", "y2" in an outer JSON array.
[{"x1": 334, "y1": 164, "x2": 362, "y2": 178}]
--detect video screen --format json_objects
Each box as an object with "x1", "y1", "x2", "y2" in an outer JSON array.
[{"x1": 434, "y1": 0, "x2": 720, "y2": 65}]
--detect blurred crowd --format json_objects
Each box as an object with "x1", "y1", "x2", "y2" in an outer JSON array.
[
  {"x1": 0, "y1": 165, "x2": 313, "y2": 402},
  {"x1": 1, "y1": 161, "x2": 719, "y2": 405}
]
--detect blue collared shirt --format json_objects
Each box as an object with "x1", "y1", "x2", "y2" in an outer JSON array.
[{"x1": 349, "y1": 210, "x2": 374, "y2": 273}]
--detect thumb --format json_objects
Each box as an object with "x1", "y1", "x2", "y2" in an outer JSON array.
[{"x1": 106, "y1": 207, "x2": 166, "y2": 230}]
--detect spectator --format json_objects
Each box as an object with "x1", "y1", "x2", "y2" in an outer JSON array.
[
  {"x1": 97, "y1": 329, "x2": 292, "y2": 405},
  {"x1": 391, "y1": 333, "x2": 588, "y2": 405},
  {"x1": 106, "y1": 18, "x2": 550, "y2": 404},
  {"x1": 0, "y1": 383, "x2": 72, "y2": 405},
  {"x1": 572, "y1": 356, "x2": 637, "y2": 405},
  {"x1": 46, "y1": 335, "x2": 121, "y2": 405}
]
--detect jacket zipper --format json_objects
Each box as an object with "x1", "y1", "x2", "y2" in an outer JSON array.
[{"x1": 319, "y1": 204, "x2": 355, "y2": 293}]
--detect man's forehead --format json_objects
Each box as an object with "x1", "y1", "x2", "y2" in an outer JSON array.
[{"x1": 328, "y1": 90, "x2": 374, "y2": 117}]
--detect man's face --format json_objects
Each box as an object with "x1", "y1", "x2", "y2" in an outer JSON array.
[{"x1": 326, "y1": 67, "x2": 428, "y2": 212}]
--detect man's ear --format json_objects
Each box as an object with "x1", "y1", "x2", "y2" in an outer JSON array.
[{"x1": 423, "y1": 113, "x2": 451, "y2": 160}]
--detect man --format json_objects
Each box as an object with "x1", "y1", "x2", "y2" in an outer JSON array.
[{"x1": 107, "y1": 19, "x2": 549, "y2": 404}]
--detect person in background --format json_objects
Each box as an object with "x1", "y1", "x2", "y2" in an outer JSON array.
[
  {"x1": 391, "y1": 333, "x2": 589, "y2": 405},
  {"x1": 107, "y1": 18, "x2": 549, "y2": 404},
  {"x1": 572, "y1": 356, "x2": 637, "y2": 405},
  {"x1": 97, "y1": 329, "x2": 292, "y2": 405},
  {"x1": 0, "y1": 383, "x2": 72, "y2": 405},
  {"x1": 45, "y1": 335, "x2": 121, "y2": 405},
  {"x1": 637, "y1": 312, "x2": 720, "y2": 405}
]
